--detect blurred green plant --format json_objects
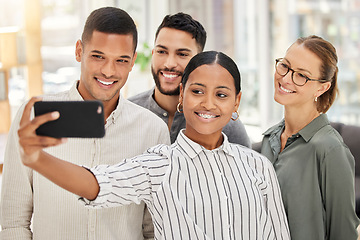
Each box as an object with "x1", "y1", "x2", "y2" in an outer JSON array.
[{"x1": 135, "y1": 42, "x2": 152, "y2": 72}]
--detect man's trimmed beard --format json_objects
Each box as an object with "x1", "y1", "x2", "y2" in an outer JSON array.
[{"x1": 152, "y1": 65, "x2": 181, "y2": 96}]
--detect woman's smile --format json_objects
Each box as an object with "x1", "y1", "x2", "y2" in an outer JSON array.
[{"x1": 195, "y1": 111, "x2": 220, "y2": 121}]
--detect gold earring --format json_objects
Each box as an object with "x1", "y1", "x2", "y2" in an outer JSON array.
[
  {"x1": 231, "y1": 110, "x2": 239, "y2": 121},
  {"x1": 177, "y1": 102, "x2": 183, "y2": 113}
]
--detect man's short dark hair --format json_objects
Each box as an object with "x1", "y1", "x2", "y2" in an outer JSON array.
[
  {"x1": 81, "y1": 7, "x2": 138, "y2": 52},
  {"x1": 155, "y1": 12, "x2": 206, "y2": 52}
]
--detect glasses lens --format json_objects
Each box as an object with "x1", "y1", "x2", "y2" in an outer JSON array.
[
  {"x1": 276, "y1": 60, "x2": 288, "y2": 76},
  {"x1": 292, "y1": 72, "x2": 307, "y2": 86}
]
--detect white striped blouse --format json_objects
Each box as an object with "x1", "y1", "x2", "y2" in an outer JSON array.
[{"x1": 82, "y1": 131, "x2": 290, "y2": 239}]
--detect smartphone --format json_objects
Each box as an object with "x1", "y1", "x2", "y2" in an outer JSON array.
[{"x1": 34, "y1": 101, "x2": 105, "y2": 138}]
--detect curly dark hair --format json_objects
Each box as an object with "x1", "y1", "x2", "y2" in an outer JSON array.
[{"x1": 155, "y1": 12, "x2": 206, "y2": 52}]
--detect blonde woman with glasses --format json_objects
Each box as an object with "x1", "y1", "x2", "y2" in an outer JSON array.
[{"x1": 260, "y1": 35, "x2": 360, "y2": 240}]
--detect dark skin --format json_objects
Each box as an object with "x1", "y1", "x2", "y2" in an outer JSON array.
[
  {"x1": 75, "y1": 31, "x2": 137, "y2": 121},
  {"x1": 151, "y1": 28, "x2": 200, "y2": 129},
  {"x1": 17, "y1": 31, "x2": 137, "y2": 200},
  {"x1": 18, "y1": 97, "x2": 99, "y2": 200},
  {"x1": 18, "y1": 64, "x2": 241, "y2": 201}
]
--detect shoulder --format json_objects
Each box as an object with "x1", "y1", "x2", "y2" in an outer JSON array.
[
  {"x1": 122, "y1": 98, "x2": 162, "y2": 120},
  {"x1": 223, "y1": 119, "x2": 246, "y2": 131},
  {"x1": 145, "y1": 144, "x2": 173, "y2": 159},
  {"x1": 228, "y1": 143, "x2": 276, "y2": 181},
  {"x1": 222, "y1": 120, "x2": 251, "y2": 147},
  {"x1": 127, "y1": 89, "x2": 153, "y2": 107},
  {"x1": 40, "y1": 89, "x2": 72, "y2": 101},
  {"x1": 121, "y1": 98, "x2": 169, "y2": 132},
  {"x1": 230, "y1": 143, "x2": 272, "y2": 167},
  {"x1": 309, "y1": 125, "x2": 354, "y2": 167},
  {"x1": 12, "y1": 90, "x2": 71, "y2": 124},
  {"x1": 122, "y1": 98, "x2": 160, "y2": 120},
  {"x1": 310, "y1": 126, "x2": 356, "y2": 188},
  {"x1": 312, "y1": 125, "x2": 348, "y2": 152}
]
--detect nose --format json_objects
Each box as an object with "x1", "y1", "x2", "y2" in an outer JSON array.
[
  {"x1": 101, "y1": 60, "x2": 116, "y2": 78},
  {"x1": 281, "y1": 69, "x2": 293, "y2": 84},
  {"x1": 164, "y1": 54, "x2": 177, "y2": 69},
  {"x1": 200, "y1": 93, "x2": 216, "y2": 110}
]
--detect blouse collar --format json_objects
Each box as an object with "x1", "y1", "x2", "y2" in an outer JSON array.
[
  {"x1": 263, "y1": 113, "x2": 330, "y2": 143},
  {"x1": 176, "y1": 130, "x2": 234, "y2": 159}
]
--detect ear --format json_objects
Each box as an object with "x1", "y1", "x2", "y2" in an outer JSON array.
[
  {"x1": 315, "y1": 82, "x2": 331, "y2": 98},
  {"x1": 130, "y1": 52, "x2": 137, "y2": 71},
  {"x1": 75, "y1": 40, "x2": 83, "y2": 62},
  {"x1": 152, "y1": 48, "x2": 155, "y2": 56},
  {"x1": 234, "y1": 92, "x2": 242, "y2": 111}
]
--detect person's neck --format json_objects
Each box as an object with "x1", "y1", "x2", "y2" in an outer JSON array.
[
  {"x1": 77, "y1": 81, "x2": 119, "y2": 122},
  {"x1": 283, "y1": 106, "x2": 320, "y2": 136},
  {"x1": 102, "y1": 97, "x2": 119, "y2": 121},
  {"x1": 153, "y1": 87, "x2": 180, "y2": 116},
  {"x1": 184, "y1": 129, "x2": 224, "y2": 150}
]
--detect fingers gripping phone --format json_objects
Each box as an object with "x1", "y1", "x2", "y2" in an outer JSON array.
[{"x1": 34, "y1": 101, "x2": 105, "y2": 138}]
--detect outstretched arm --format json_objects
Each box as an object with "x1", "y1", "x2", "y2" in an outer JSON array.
[{"x1": 18, "y1": 97, "x2": 100, "y2": 200}]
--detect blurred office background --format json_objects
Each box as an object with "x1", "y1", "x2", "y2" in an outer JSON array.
[{"x1": 1, "y1": 0, "x2": 360, "y2": 147}]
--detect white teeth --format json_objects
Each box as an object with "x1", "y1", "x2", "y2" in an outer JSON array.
[
  {"x1": 198, "y1": 113, "x2": 216, "y2": 119},
  {"x1": 97, "y1": 79, "x2": 114, "y2": 85},
  {"x1": 163, "y1": 73, "x2": 178, "y2": 79},
  {"x1": 280, "y1": 85, "x2": 294, "y2": 93}
]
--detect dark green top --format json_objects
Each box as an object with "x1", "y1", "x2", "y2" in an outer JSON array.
[{"x1": 261, "y1": 114, "x2": 360, "y2": 240}]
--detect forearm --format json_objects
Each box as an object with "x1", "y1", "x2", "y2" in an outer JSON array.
[{"x1": 25, "y1": 151, "x2": 99, "y2": 200}]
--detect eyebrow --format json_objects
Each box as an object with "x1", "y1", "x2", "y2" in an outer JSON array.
[
  {"x1": 283, "y1": 58, "x2": 312, "y2": 75},
  {"x1": 155, "y1": 44, "x2": 192, "y2": 53},
  {"x1": 190, "y1": 82, "x2": 232, "y2": 90},
  {"x1": 90, "y1": 50, "x2": 132, "y2": 59}
]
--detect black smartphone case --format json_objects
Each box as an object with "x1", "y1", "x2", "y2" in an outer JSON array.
[{"x1": 34, "y1": 101, "x2": 105, "y2": 138}]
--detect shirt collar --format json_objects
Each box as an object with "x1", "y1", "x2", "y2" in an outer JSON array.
[
  {"x1": 176, "y1": 130, "x2": 234, "y2": 159},
  {"x1": 298, "y1": 113, "x2": 330, "y2": 142},
  {"x1": 147, "y1": 87, "x2": 169, "y2": 116},
  {"x1": 69, "y1": 81, "x2": 84, "y2": 100},
  {"x1": 263, "y1": 119, "x2": 284, "y2": 136},
  {"x1": 107, "y1": 94, "x2": 123, "y2": 124},
  {"x1": 263, "y1": 113, "x2": 330, "y2": 142}
]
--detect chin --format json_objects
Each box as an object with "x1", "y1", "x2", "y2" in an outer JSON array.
[
  {"x1": 274, "y1": 94, "x2": 285, "y2": 106},
  {"x1": 195, "y1": 127, "x2": 223, "y2": 137},
  {"x1": 159, "y1": 87, "x2": 180, "y2": 96}
]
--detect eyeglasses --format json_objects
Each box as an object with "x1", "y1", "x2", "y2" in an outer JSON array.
[{"x1": 275, "y1": 58, "x2": 329, "y2": 86}]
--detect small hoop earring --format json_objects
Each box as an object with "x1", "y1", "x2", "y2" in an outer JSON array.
[
  {"x1": 315, "y1": 96, "x2": 318, "y2": 102},
  {"x1": 177, "y1": 102, "x2": 183, "y2": 113},
  {"x1": 231, "y1": 110, "x2": 239, "y2": 121}
]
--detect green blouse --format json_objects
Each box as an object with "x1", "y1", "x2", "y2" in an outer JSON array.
[{"x1": 261, "y1": 114, "x2": 360, "y2": 240}]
